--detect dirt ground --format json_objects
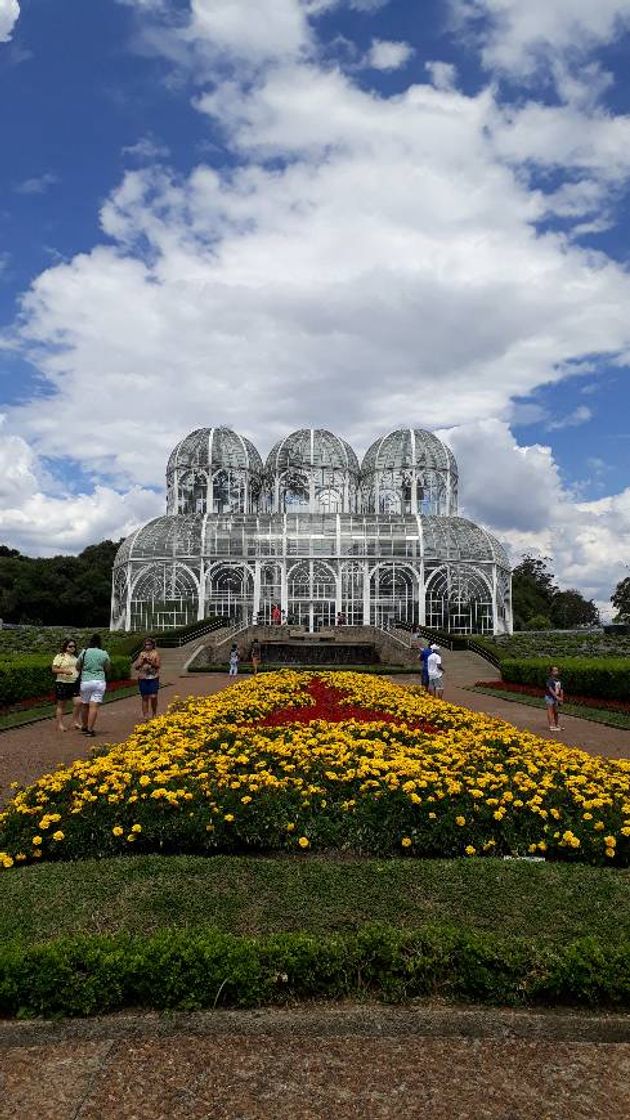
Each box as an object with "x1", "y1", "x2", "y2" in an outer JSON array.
[{"x1": 2, "y1": 1004, "x2": 630, "y2": 1120}]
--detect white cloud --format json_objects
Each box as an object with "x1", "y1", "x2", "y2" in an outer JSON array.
[
  {"x1": 3, "y1": 0, "x2": 630, "y2": 606},
  {"x1": 185, "y1": 0, "x2": 311, "y2": 63},
  {"x1": 452, "y1": 0, "x2": 630, "y2": 78},
  {"x1": 425, "y1": 60, "x2": 458, "y2": 90},
  {"x1": 365, "y1": 38, "x2": 413, "y2": 71},
  {"x1": 546, "y1": 404, "x2": 592, "y2": 431},
  {"x1": 121, "y1": 135, "x2": 170, "y2": 162},
  {"x1": 0, "y1": 0, "x2": 20, "y2": 43},
  {"x1": 14, "y1": 172, "x2": 59, "y2": 195},
  {"x1": 444, "y1": 420, "x2": 630, "y2": 608}
]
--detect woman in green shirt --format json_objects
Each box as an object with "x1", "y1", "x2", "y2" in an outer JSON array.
[{"x1": 77, "y1": 633, "x2": 111, "y2": 737}]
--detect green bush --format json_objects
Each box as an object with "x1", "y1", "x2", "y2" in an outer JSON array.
[
  {"x1": 0, "y1": 924, "x2": 627, "y2": 1018},
  {"x1": 0, "y1": 654, "x2": 131, "y2": 707},
  {"x1": 501, "y1": 657, "x2": 630, "y2": 701}
]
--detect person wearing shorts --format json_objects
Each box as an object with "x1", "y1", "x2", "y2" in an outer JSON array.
[
  {"x1": 134, "y1": 638, "x2": 161, "y2": 720},
  {"x1": 78, "y1": 634, "x2": 111, "y2": 737},
  {"x1": 427, "y1": 645, "x2": 445, "y2": 697},
  {"x1": 545, "y1": 666, "x2": 564, "y2": 732},
  {"x1": 51, "y1": 637, "x2": 82, "y2": 731}
]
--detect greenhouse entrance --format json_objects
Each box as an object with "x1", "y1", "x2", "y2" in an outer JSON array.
[{"x1": 289, "y1": 600, "x2": 336, "y2": 632}]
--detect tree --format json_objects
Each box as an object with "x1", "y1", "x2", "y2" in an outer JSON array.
[
  {"x1": 511, "y1": 555, "x2": 556, "y2": 630},
  {"x1": 0, "y1": 539, "x2": 123, "y2": 626},
  {"x1": 512, "y1": 554, "x2": 599, "y2": 630},
  {"x1": 550, "y1": 589, "x2": 599, "y2": 629},
  {"x1": 611, "y1": 576, "x2": 630, "y2": 623}
]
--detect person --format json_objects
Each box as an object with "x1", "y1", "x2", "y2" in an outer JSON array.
[
  {"x1": 51, "y1": 637, "x2": 82, "y2": 732},
  {"x1": 271, "y1": 603, "x2": 281, "y2": 626},
  {"x1": 134, "y1": 637, "x2": 161, "y2": 721},
  {"x1": 427, "y1": 644, "x2": 445, "y2": 697},
  {"x1": 419, "y1": 643, "x2": 432, "y2": 690},
  {"x1": 228, "y1": 642, "x2": 240, "y2": 676},
  {"x1": 545, "y1": 665, "x2": 564, "y2": 731},
  {"x1": 250, "y1": 638, "x2": 262, "y2": 675},
  {"x1": 77, "y1": 633, "x2": 111, "y2": 736}
]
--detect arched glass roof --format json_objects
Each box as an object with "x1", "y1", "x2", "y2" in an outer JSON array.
[
  {"x1": 167, "y1": 427, "x2": 263, "y2": 476},
  {"x1": 114, "y1": 512, "x2": 509, "y2": 570},
  {"x1": 266, "y1": 428, "x2": 360, "y2": 475},
  {"x1": 362, "y1": 428, "x2": 458, "y2": 478}
]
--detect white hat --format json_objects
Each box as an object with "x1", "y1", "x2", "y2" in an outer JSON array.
[{"x1": 430, "y1": 643, "x2": 440, "y2": 651}]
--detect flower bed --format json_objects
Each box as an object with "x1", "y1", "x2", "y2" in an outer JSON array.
[
  {"x1": 1, "y1": 671, "x2": 628, "y2": 870},
  {"x1": 475, "y1": 680, "x2": 630, "y2": 715}
]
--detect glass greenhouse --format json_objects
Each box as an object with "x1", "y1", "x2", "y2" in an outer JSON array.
[{"x1": 111, "y1": 427, "x2": 512, "y2": 634}]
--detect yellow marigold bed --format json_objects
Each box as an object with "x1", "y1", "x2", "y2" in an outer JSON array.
[{"x1": 1, "y1": 672, "x2": 628, "y2": 868}]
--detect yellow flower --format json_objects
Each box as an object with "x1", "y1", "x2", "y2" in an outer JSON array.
[
  {"x1": 112, "y1": 826, "x2": 124, "y2": 837},
  {"x1": 604, "y1": 835, "x2": 616, "y2": 848},
  {"x1": 224, "y1": 813, "x2": 235, "y2": 823},
  {"x1": 126, "y1": 834, "x2": 136, "y2": 842},
  {"x1": 131, "y1": 823, "x2": 142, "y2": 833},
  {"x1": 52, "y1": 831, "x2": 65, "y2": 842},
  {"x1": 605, "y1": 847, "x2": 616, "y2": 858},
  {"x1": 455, "y1": 816, "x2": 466, "y2": 827},
  {"x1": 298, "y1": 836, "x2": 310, "y2": 849},
  {"x1": 593, "y1": 822, "x2": 605, "y2": 831},
  {"x1": 401, "y1": 836, "x2": 412, "y2": 848},
  {"x1": 32, "y1": 836, "x2": 42, "y2": 846},
  {"x1": 428, "y1": 812, "x2": 436, "y2": 820},
  {"x1": 286, "y1": 822, "x2": 295, "y2": 831},
  {"x1": 464, "y1": 845, "x2": 476, "y2": 856},
  {"x1": 241, "y1": 795, "x2": 252, "y2": 805}
]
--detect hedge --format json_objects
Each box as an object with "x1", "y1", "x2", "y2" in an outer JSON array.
[
  {"x1": 0, "y1": 924, "x2": 628, "y2": 1018},
  {"x1": 501, "y1": 657, "x2": 630, "y2": 701},
  {"x1": 0, "y1": 654, "x2": 131, "y2": 707}
]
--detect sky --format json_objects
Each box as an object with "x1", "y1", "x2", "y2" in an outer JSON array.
[{"x1": 1, "y1": 0, "x2": 630, "y2": 617}]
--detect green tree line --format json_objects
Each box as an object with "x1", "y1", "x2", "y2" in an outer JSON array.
[
  {"x1": 0, "y1": 540, "x2": 122, "y2": 628},
  {"x1": 512, "y1": 555, "x2": 601, "y2": 631}
]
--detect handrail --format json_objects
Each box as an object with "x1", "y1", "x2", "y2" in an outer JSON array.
[{"x1": 466, "y1": 639, "x2": 501, "y2": 669}]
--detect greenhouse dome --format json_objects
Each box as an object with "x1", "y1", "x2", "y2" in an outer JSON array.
[
  {"x1": 166, "y1": 426, "x2": 264, "y2": 516},
  {"x1": 361, "y1": 428, "x2": 458, "y2": 516},
  {"x1": 112, "y1": 425, "x2": 511, "y2": 634},
  {"x1": 265, "y1": 428, "x2": 360, "y2": 514}
]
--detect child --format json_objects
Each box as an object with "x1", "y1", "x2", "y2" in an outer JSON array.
[
  {"x1": 545, "y1": 665, "x2": 564, "y2": 731},
  {"x1": 228, "y1": 643, "x2": 240, "y2": 677}
]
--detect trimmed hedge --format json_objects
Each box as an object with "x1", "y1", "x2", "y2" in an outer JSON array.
[
  {"x1": 0, "y1": 924, "x2": 627, "y2": 1018},
  {"x1": 0, "y1": 654, "x2": 131, "y2": 707},
  {"x1": 501, "y1": 657, "x2": 630, "y2": 701}
]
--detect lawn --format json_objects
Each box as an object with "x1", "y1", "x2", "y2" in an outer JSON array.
[
  {"x1": 469, "y1": 685, "x2": 630, "y2": 731},
  {"x1": 1, "y1": 854, "x2": 628, "y2": 947}
]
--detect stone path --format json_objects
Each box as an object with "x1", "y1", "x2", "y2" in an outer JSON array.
[
  {"x1": 1, "y1": 648, "x2": 627, "y2": 803},
  {"x1": 2, "y1": 1004, "x2": 629, "y2": 1120}
]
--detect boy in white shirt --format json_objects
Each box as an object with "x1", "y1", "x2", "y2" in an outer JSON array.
[{"x1": 427, "y1": 644, "x2": 445, "y2": 697}]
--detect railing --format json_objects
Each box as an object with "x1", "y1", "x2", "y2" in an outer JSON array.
[{"x1": 466, "y1": 639, "x2": 501, "y2": 669}]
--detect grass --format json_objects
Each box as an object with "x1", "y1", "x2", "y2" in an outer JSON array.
[
  {"x1": 0, "y1": 684, "x2": 140, "y2": 732},
  {"x1": 1, "y1": 854, "x2": 628, "y2": 947},
  {"x1": 469, "y1": 685, "x2": 630, "y2": 731}
]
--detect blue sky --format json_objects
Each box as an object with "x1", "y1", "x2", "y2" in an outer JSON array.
[{"x1": 1, "y1": 0, "x2": 630, "y2": 611}]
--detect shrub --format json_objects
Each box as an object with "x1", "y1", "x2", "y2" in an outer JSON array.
[
  {"x1": 501, "y1": 657, "x2": 630, "y2": 701},
  {"x1": 0, "y1": 654, "x2": 131, "y2": 707},
  {"x1": 0, "y1": 925, "x2": 627, "y2": 1018}
]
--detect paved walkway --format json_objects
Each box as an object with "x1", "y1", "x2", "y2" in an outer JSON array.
[
  {"x1": 396, "y1": 650, "x2": 630, "y2": 759},
  {"x1": 2, "y1": 1005, "x2": 629, "y2": 1120},
  {"x1": 1, "y1": 649, "x2": 627, "y2": 802}
]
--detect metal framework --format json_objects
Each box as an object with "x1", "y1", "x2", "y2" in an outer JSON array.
[{"x1": 112, "y1": 427, "x2": 512, "y2": 634}]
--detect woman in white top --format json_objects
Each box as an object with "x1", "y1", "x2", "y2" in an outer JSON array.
[{"x1": 51, "y1": 637, "x2": 82, "y2": 731}]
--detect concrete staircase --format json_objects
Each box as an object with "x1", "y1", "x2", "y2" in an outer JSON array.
[{"x1": 182, "y1": 624, "x2": 420, "y2": 672}]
